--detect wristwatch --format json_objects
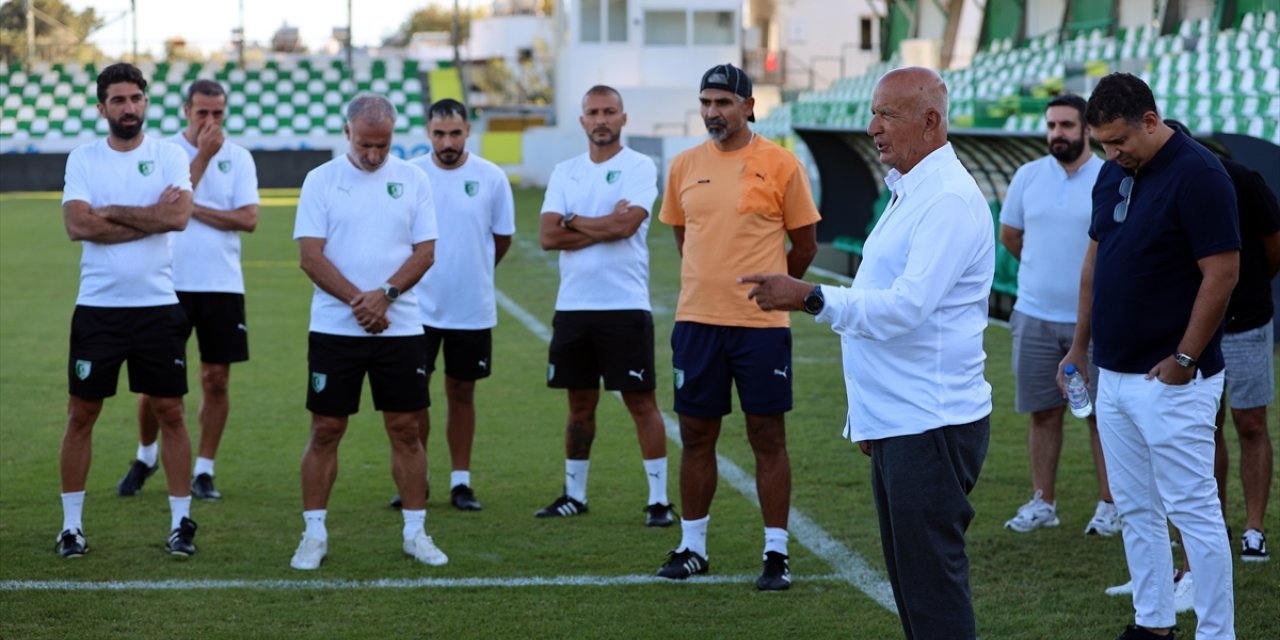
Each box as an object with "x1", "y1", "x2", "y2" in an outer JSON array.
[
  {"x1": 561, "y1": 212, "x2": 577, "y2": 229},
  {"x1": 802, "y1": 285, "x2": 825, "y2": 315},
  {"x1": 1173, "y1": 352, "x2": 1197, "y2": 368},
  {"x1": 381, "y1": 283, "x2": 400, "y2": 303}
]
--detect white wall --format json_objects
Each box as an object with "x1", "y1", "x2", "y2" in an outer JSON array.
[
  {"x1": 772, "y1": 0, "x2": 886, "y2": 90},
  {"x1": 1026, "y1": 0, "x2": 1067, "y2": 38},
  {"x1": 469, "y1": 15, "x2": 555, "y2": 62}
]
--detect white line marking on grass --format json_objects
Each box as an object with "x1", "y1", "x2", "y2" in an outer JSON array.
[
  {"x1": 495, "y1": 289, "x2": 898, "y2": 612},
  {"x1": 0, "y1": 574, "x2": 843, "y2": 592}
]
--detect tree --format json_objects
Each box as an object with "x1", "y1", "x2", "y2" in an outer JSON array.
[{"x1": 0, "y1": 0, "x2": 103, "y2": 65}]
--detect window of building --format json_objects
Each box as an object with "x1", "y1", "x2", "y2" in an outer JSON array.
[
  {"x1": 693, "y1": 11, "x2": 735, "y2": 45},
  {"x1": 582, "y1": 0, "x2": 602, "y2": 42},
  {"x1": 607, "y1": 0, "x2": 628, "y2": 42},
  {"x1": 860, "y1": 17, "x2": 874, "y2": 50},
  {"x1": 645, "y1": 10, "x2": 687, "y2": 45}
]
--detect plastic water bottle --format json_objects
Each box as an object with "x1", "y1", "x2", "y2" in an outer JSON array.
[{"x1": 1064, "y1": 364, "x2": 1093, "y2": 419}]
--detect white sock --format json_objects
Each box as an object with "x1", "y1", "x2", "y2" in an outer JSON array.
[
  {"x1": 61, "y1": 491, "x2": 85, "y2": 532},
  {"x1": 402, "y1": 509, "x2": 426, "y2": 540},
  {"x1": 169, "y1": 495, "x2": 191, "y2": 531},
  {"x1": 450, "y1": 470, "x2": 471, "y2": 489},
  {"x1": 643, "y1": 457, "x2": 668, "y2": 505},
  {"x1": 137, "y1": 442, "x2": 158, "y2": 467},
  {"x1": 764, "y1": 527, "x2": 789, "y2": 558},
  {"x1": 194, "y1": 457, "x2": 215, "y2": 477},
  {"x1": 565, "y1": 459, "x2": 590, "y2": 503},
  {"x1": 679, "y1": 515, "x2": 710, "y2": 558},
  {"x1": 303, "y1": 509, "x2": 328, "y2": 541}
]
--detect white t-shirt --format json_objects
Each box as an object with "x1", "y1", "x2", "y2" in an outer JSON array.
[
  {"x1": 62, "y1": 135, "x2": 192, "y2": 307},
  {"x1": 410, "y1": 153, "x2": 516, "y2": 329},
  {"x1": 293, "y1": 155, "x2": 439, "y2": 337},
  {"x1": 540, "y1": 147, "x2": 658, "y2": 311},
  {"x1": 1000, "y1": 154, "x2": 1102, "y2": 323},
  {"x1": 168, "y1": 133, "x2": 260, "y2": 293}
]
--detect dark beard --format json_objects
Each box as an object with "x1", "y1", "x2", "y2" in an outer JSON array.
[
  {"x1": 108, "y1": 117, "x2": 144, "y2": 140},
  {"x1": 1049, "y1": 137, "x2": 1085, "y2": 163}
]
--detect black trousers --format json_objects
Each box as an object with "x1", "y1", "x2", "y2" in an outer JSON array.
[{"x1": 870, "y1": 416, "x2": 990, "y2": 640}]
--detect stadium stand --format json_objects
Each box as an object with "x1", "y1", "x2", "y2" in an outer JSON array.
[{"x1": 0, "y1": 57, "x2": 429, "y2": 141}]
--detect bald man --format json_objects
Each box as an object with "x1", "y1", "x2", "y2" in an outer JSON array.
[{"x1": 740, "y1": 67, "x2": 994, "y2": 638}]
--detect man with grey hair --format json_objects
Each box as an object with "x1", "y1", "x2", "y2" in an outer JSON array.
[
  {"x1": 741, "y1": 67, "x2": 994, "y2": 637},
  {"x1": 290, "y1": 93, "x2": 446, "y2": 570}
]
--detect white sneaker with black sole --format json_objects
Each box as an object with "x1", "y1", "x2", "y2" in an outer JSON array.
[
  {"x1": 1084, "y1": 500, "x2": 1121, "y2": 537},
  {"x1": 1241, "y1": 528, "x2": 1268, "y2": 562}
]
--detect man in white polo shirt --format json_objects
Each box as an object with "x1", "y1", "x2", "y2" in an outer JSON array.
[
  {"x1": 534, "y1": 85, "x2": 672, "y2": 528},
  {"x1": 122, "y1": 79, "x2": 260, "y2": 502},
  {"x1": 386, "y1": 98, "x2": 515, "y2": 512},
  {"x1": 58, "y1": 62, "x2": 198, "y2": 558},
  {"x1": 289, "y1": 93, "x2": 445, "y2": 570},
  {"x1": 998, "y1": 94, "x2": 1117, "y2": 537}
]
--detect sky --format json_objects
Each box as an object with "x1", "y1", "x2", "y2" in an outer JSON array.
[{"x1": 66, "y1": 0, "x2": 446, "y2": 58}]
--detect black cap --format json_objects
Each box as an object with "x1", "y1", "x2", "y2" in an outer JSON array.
[{"x1": 701, "y1": 63, "x2": 754, "y2": 122}]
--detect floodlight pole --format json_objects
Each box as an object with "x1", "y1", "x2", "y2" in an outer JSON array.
[
  {"x1": 238, "y1": 0, "x2": 246, "y2": 68},
  {"x1": 131, "y1": 0, "x2": 138, "y2": 62},
  {"x1": 346, "y1": 0, "x2": 354, "y2": 75},
  {"x1": 25, "y1": 0, "x2": 35, "y2": 69}
]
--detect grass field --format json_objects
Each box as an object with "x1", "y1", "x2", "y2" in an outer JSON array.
[{"x1": 1, "y1": 188, "x2": 1276, "y2": 639}]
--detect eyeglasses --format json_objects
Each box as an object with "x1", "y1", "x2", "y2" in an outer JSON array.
[{"x1": 1114, "y1": 176, "x2": 1134, "y2": 223}]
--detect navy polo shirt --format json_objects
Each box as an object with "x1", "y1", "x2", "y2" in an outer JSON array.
[{"x1": 1089, "y1": 131, "x2": 1241, "y2": 377}]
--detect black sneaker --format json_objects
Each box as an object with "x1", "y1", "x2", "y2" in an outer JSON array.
[
  {"x1": 534, "y1": 494, "x2": 587, "y2": 518},
  {"x1": 656, "y1": 548, "x2": 709, "y2": 580},
  {"x1": 117, "y1": 459, "x2": 158, "y2": 496},
  {"x1": 644, "y1": 503, "x2": 675, "y2": 527},
  {"x1": 756, "y1": 551, "x2": 792, "y2": 591},
  {"x1": 55, "y1": 529, "x2": 88, "y2": 558},
  {"x1": 389, "y1": 494, "x2": 403, "y2": 509},
  {"x1": 451, "y1": 485, "x2": 483, "y2": 511},
  {"x1": 166, "y1": 517, "x2": 198, "y2": 556},
  {"x1": 1115, "y1": 624, "x2": 1176, "y2": 640},
  {"x1": 191, "y1": 473, "x2": 221, "y2": 500},
  {"x1": 1241, "y1": 529, "x2": 1269, "y2": 562}
]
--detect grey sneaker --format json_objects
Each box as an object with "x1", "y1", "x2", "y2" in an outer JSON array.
[
  {"x1": 1005, "y1": 491, "x2": 1059, "y2": 532},
  {"x1": 1084, "y1": 500, "x2": 1121, "y2": 536}
]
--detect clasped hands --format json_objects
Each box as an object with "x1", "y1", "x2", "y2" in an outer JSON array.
[{"x1": 349, "y1": 290, "x2": 390, "y2": 334}]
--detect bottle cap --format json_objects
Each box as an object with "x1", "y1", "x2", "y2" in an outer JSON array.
[{"x1": 1064, "y1": 364, "x2": 1077, "y2": 375}]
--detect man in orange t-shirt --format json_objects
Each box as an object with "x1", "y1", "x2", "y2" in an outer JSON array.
[{"x1": 655, "y1": 63, "x2": 821, "y2": 590}]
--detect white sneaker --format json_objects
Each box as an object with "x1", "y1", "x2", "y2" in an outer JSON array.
[
  {"x1": 1005, "y1": 491, "x2": 1060, "y2": 533},
  {"x1": 404, "y1": 530, "x2": 448, "y2": 566},
  {"x1": 290, "y1": 535, "x2": 327, "y2": 570},
  {"x1": 1084, "y1": 501, "x2": 1121, "y2": 537},
  {"x1": 1173, "y1": 571, "x2": 1194, "y2": 613},
  {"x1": 1104, "y1": 579, "x2": 1133, "y2": 596}
]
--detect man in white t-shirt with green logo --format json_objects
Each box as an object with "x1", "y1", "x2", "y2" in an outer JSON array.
[
  {"x1": 58, "y1": 62, "x2": 198, "y2": 558},
  {"x1": 534, "y1": 85, "x2": 672, "y2": 528},
  {"x1": 289, "y1": 94, "x2": 444, "y2": 570},
  {"x1": 122, "y1": 79, "x2": 260, "y2": 502},
  {"x1": 385, "y1": 99, "x2": 515, "y2": 512}
]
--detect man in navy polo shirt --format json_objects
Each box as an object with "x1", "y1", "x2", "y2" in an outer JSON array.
[{"x1": 1060, "y1": 73, "x2": 1240, "y2": 640}]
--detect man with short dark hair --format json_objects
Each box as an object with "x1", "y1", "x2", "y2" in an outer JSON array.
[
  {"x1": 657, "y1": 63, "x2": 820, "y2": 591},
  {"x1": 998, "y1": 94, "x2": 1117, "y2": 537},
  {"x1": 1062, "y1": 72, "x2": 1239, "y2": 640},
  {"x1": 535, "y1": 85, "x2": 672, "y2": 528},
  {"x1": 122, "y1": 78, "x2": 260, "y2": 502},
  {"x1": 58, "y1": 62, "x2": 197, "y2": 558},
  {"x1": 290, "y1": 93, "x2": 445, "y2": 570}
]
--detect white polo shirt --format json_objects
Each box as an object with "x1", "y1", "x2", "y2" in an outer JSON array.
[
  {"x1": 293, "y1": 155, "x2": 438, "y2": 337},
  {"x1": 815, "y1": 143, "x2": 994, "y2": 442},
  {"x1": 62, "y1": 135, "x2": 192, "y2": 307},
  {"x1": 410, "y1": 153, "x2": 516, "y2": 330},
  {"x1": 540, "y1": 147, "x2": 658, "y2": 312},
  {"x1": 999, "y1": 154, "x2": 1101, "y2": 322},
  {"x1": 168, "y1": 133, "x2": 260, "y2": 293}
]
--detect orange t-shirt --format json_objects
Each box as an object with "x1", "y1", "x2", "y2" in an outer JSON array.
[{"x1": 659, "y1": 136, "x2": 821, "y2": 328}]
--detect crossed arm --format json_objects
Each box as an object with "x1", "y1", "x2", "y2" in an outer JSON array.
[
  {"x1": 192, "y1": 204, "x2": 259, "y2": 232},
  {"x1": 540, "y1": 199, "x2": 648, "y2": 251},
  {"x1": 63, "y1": 186, "x2": 192, "y2": 243}
]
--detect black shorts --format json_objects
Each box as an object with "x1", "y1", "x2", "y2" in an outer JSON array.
[
  {"x1": 548, "y1": 310, "x2": 655, "y2": 391},
  {"x1": 424, "y1": 326, "x2": 492, "y2": 381},
  {"x1": 177, "y1": 291, "x2": 249, "y2": 364},
  {"x1": 671, "y1": 321, "x2": 792, "y2": 417},
  {"x1": 68, "y1": 304, "x2": 189, "y2": 400},
  {"x1": 306, "y1": 332, "x2": 430, "y2": 416}
]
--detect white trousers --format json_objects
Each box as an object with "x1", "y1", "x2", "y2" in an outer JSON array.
[{"x1": 1096, "y1": 368, "x2": 1234, "y2": 640}]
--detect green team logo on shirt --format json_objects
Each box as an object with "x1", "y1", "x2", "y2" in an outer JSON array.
[
  {"x1": 606, "y1": 170, "x2": 621, "y2": 184},
  {"x1": 74, "y1": 360, "x2": 92, "y2": 381},
  {"x1": 464, "y1": 180, "x2": 480, "y2": 197},
  {"x1": 387, "y1": 182, "x2": 404, "y2": 199},
  {"x1": 217, "y1": 160, "x2": 232, "y2": 174},
  {"x1": 138, "y1": 161, "x2": 155, "y2": 176},
  {"x1": 311, "y1": 372, "x2": 327, "y2": 393}
]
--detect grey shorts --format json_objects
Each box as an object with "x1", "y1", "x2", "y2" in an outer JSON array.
[
  {"x1": 1010, "y1": 310, "x2": 1097, "y2": 414},
  {"x1": 1222, "y1": 320, "x2": 1275, "y2": 410}
]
